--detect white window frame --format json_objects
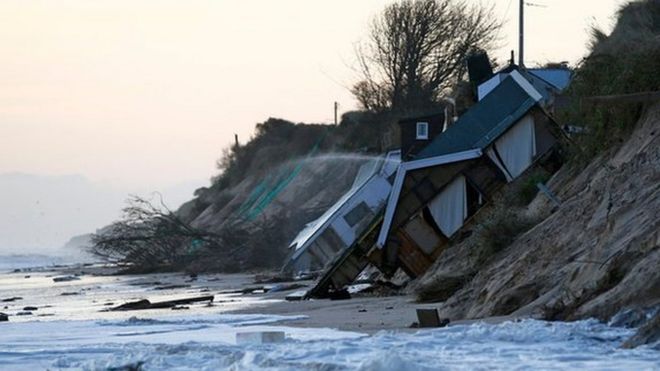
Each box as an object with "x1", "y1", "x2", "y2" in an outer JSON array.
[{"x1": 416, "y1": 122, "x2": 429, "y2": 140}]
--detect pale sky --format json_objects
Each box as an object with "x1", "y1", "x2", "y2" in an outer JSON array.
[{"x1": 0, "y1": 0, "x2": 628, "y2": 190}]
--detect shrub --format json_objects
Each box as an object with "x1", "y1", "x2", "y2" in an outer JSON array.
[
  {"x1": 562, "y1": 0, "x2": 660, "y2": 164},
  {"x1": 515, "y1": 170, "x2": 551, "y2": 206},
  {"x1": 475, "y1": 206, "x2": 538, "y2": 265}
]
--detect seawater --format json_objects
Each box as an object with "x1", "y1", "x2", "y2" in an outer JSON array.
[
  {"x1": 1, "y1": 316, "x2": 658, "y2": 370},
  {"x1": 0, "y1": 262, "x2": 658, "y2": 370}
]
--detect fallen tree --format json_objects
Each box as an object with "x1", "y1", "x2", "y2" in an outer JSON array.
[
  {"x1": 89, "y1": 195, "x2": 224, "y2": 272},
  {"x1": 90, "y1": 195, "x2": 289, "y2": 273}
]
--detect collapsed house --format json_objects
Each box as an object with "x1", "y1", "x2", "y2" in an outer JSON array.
[
  {"x1": 370, "y1": 70, "x2": 567, "y2": 278},
  {"x1": 292, "y1": 59, "x2": 571, "y2": 298},
  {"x1": 283, "y1": 150, "x2": 401, "y2": 275}
]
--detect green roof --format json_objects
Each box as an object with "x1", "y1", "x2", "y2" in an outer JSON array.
[{"x1": 416, "y1": 75, "x2": 538, "y2": 159}]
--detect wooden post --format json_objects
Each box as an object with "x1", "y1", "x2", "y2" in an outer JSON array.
[
  {"x1": 334, "y1": 101, "x2": 338, "y2": 125},
  {"x1": 519, "y1": 0, "x2": 524, "y2": 67}
]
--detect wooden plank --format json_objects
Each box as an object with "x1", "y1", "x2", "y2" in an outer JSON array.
[
  {"x1": 397, "y1": 230, "x2": 434, "y2": 278},
  {"x1": 306, "y1": 216, "x2": 383, "y2": 298}
]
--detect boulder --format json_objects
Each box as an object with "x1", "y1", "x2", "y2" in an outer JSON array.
[{"x1": 0, "y1": 312, "x2": 8, "y2": 322}]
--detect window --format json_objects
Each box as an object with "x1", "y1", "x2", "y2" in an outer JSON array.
[
  {"x1": 416, "y1": 122, "x2": 429, "y2": 140},
  {"x1": 344, "y1": 201, "x2": 371, "y2": 227}
]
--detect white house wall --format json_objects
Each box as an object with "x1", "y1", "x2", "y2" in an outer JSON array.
[
  {"x1": 377, "y1": 149, "x2": 482, "y2": 248},
  {"x1": 427, "y1": 175, "x2": 468, "y2": 237},
  {"x1": 330, "y1": 176, "x2": 395, "y2": 246},
  {"x1": 493, "y1": 114, "x2": 537, "y2": 179},
  {"x1": 288, "y1": 150, "x2": 401, "y2": 272}
]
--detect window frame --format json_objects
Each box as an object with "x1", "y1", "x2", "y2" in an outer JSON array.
[
  {"x1": 416, "y1": 121, "x2": 429, "y2": 140},
  {"x1": 343, "y1": 201, "x2": 371, "y2": 228}
]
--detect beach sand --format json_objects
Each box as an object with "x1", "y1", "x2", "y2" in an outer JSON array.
[{"x1": 1, "y1": 264, "x2": 513, "y2": 333}]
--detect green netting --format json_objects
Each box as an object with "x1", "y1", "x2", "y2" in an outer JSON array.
[
  {"x1": 186, "y1": 238, "x2": 204, "y2": 255},
  {"x1": 235, "y1": 132, "x2": 327, "y2": 221}
]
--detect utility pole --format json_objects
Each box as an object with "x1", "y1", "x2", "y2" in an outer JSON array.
[
  {"x1": 334, "y1": 101, "x2": 338, "y2": 125},
  {"x1": 519, "y1": 0, "x2": 524, "y2": 67}
]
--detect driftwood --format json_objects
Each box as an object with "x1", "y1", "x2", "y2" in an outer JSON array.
[
  {"x1": 153, "y1": 284, "x2": 190, "y2": 291},
  {"x1": 218, "y1": 283, "x2": 306, "y2": 295},
  {"x1": 53, "y1": 276, "x2": 81, "y2": 283},
  {"x1": 108, "y1": 295, "x2": 214, "y2": 311},
  {"x1": 1, "y1": 297, "x2": 22, "y2": 302}
]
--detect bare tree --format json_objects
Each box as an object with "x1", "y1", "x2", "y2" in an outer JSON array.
[
  {"x1": 90, "y1": 195, "x2": 225, "y2": 271},
  {"x1": 353, "y1": 0, "x2": 501, "y2": 113},
  {"x1": 90, "y1": 195, "x2": 290, "y2": 273}
]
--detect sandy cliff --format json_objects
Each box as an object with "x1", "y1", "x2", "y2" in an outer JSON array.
[{"x1": 415, "y1": 102, "x2": 659, "y2": 323}]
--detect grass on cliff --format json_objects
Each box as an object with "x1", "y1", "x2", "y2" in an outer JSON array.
[{"x1": 562, "y1": 0, "x2": 660, "y2": 164}]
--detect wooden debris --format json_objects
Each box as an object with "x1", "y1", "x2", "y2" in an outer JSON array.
[
  {"x1": 284, "y1": 290, "x2": 307, "y2": 301},
  {"x1": 53, "y1": 276, "x2": 81, "y2": 283},
  {"x1": 108, "y1": 295, "x2": 214, "y2": 311},
  {"x1": 1, "y1": 297, "x2": 23, "y2": 302},
  {"x1": 153, "y1": 284, "x2": 190, "y2": 291},
  {"x1": 416, "y1": 308, "x2": 450, "y2": 328}
]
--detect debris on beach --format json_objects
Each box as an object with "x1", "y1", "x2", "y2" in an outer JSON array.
[
  {"x1": 415, "y1": 308, "x2": 450, "y2": 328},
  {"x1": 106, "y1": 361, "x2": 145, "y2": 371},
  {"x1": 284, "y1": 290, "x2": 307, "y2": 301},
  {"x1": 108, "y1": 295, "x2": 214, "y2": 311},
  {"x1": 53, "y1": 275, "x2": 81, "y2": 283},
  {"x1": 266, "y1": 283, "x2": 306, "y2": 293},
  {"x1": 1, "y1": 297, "x2": 23, "y2": 302},
  {"x1": 328, "y1": 289, "x2": 351, "y2": 301},
  {"x1": 220, "y1": 283, "x2": 306, "y2": 295},
  {"x1": 153, "y1": 284, "x2": 190, "y2": 291}
]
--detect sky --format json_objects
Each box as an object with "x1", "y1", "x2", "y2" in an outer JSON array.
[
  {"x1": 0, "y1": 0, "x2": 629, "y2": 189},
  {"x1": 0, "y1": 0, "x2": 629, "y2": 249}
]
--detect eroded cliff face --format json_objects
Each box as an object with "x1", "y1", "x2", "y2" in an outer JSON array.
[
  {"x1": 175, "y1": 155, "x2": 370, "y2": 270},
  {"x1": 415, "y1": 102, "x2": 660, "y2": 322}
]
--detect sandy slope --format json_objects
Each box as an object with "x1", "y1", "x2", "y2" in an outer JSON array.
[{"x1": 416, "y1": 102, "x2": 660, "y2": 322}]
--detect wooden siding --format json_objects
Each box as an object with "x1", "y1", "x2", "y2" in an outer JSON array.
[
  {"x1": 307, "y1": 216, "x2": 383, "y2": 298},
  {"x1": 396, "y1": 229, "x2": 434, "y2": 278}
]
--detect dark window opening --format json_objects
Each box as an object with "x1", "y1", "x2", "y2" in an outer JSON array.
[
  {"x1": 466, "y1": 180, "x2": 483, "y2": 217},
  {"x1": 344, "y1": 201, "x2": 371, "y2": 227}
]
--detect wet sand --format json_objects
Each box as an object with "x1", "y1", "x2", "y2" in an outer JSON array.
[{"x1": 1, "y1": 264, "x2": 513, "y2": 333}]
